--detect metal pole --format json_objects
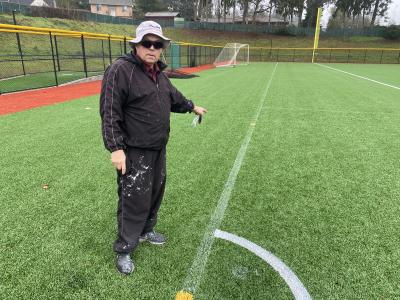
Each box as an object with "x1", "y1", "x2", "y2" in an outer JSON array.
[
  {"x1": 329, "y1": 48, "x2": 332, "y2": 63},
  {"x1": 13, "y1": 10, "x2": 26, "y2": 75},
  {"x1": 124, "y1": 37, "x2": 127, "y2": 54},
  {"x1": 119, "y1": 41, "x2": 122, "y2": 56},
  {"x1": 101, "y1": 39, "x2": 106, "y2": 70},
  {"x1": 81, "y1": 35, "x2": 88, "y2": 78},
  {"x1": 379, "y1": 50, "x2": 383, "y2": 64},
  {"x1": 54, "y1": 35, "x2": 61, "y2": 71},
  {"x1": 49, "y1": 32, "x2": 58, "y2": 86},
  {"x1": 108, "y1": 35, "x2": 112, "y2": 65},
  {"x1": 397, "y1": 50, "x2": 400, "y2": 64},
  {"x1": 347, "y1": 49, "x2": 350, "y2": 63},
  {"x1": 187, "y1": 45, "x2": 190, "y2": 67},
  {"x1": 363, "y1": 48, "x2": 367, "y2": 64}
]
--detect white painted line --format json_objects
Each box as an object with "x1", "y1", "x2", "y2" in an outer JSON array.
[
  {"x1": 215, "y1": 229, "x2": 312, "y2": 300},
  {"x1": 315, "y1": 63, "x2": 400, "y2": 90},
  {"x1": 181, "y1": 63, "x2": 279, "y2": 294}
]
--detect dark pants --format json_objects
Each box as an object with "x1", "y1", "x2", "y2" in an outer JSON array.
[{"x1": 113, "y1": 147, "x2": 166, "y2": 254}]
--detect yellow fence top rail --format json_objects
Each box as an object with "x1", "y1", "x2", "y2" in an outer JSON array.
[
  {"x1": 1, "y1": 23, "x2": 400, "y2": 52},
  {"x1": 0, "y1": 23, "x2": 129, "y2": 40}
]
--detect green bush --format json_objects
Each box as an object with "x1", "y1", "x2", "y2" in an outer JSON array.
[
  {"x1": 272, "y1": 26, "x2": 296, "y2": 36},
  {"x1": 382, "y1": 25, "x2": 400, "y2": 40}
]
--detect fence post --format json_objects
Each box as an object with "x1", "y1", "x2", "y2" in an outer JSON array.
[
  {"x1": 54, "y1": 35, "x2": 61, "y2": 71},
  {"x1": 108, "y1": 35, "x2": 112, "y2": 65},
  {"x1": 187, "y1": 45, "x2": 190, "y2": 67},
  {"x1": 49, "y1": 32, "x2": 58, "y2": 86},
  {"x1": 277, "y1": 48, "x2": 279, "y2": 62},
  {"x1": 379, "y1": 50, "x2": 383, "y2": 64},
  {"x1": 81, "y1": 34, "x2": 88, "y2": 78},
  {"x1": 101, "y1": 39, "x2": 106, "y2": 70},
  {"x1": 292, "y1": 49, "x2": 295, "y2": 62},
  {"x1": 397, "y1": 50, "x2": 400, "y2": 64},
  {"x1": 124, "y1": 37, "x2": 127, "y2": 54},
  {"x1": 329, "y1": 48, "x2": 332, "y2": 63},
  {"x1": 347, "y1": 49, "x2": 350, "y2": 63},
  {"x1": 119, "y1": 41, "x2": 122, "y2": 56},
  {"x1": 12, "y1": 10, "x2": 26, "y2": 75},
  {"x1": 363, "y1": 48, "x2": 367, "y2": 64}
]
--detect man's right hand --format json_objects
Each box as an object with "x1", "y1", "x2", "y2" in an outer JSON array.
[{"x1": 111, "y1": 150, "x2": 126, "y2": 175}]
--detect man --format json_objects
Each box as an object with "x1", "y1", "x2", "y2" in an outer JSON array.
[{"x1": 100, "y1": 21, "x2": 207, "y2": 275}]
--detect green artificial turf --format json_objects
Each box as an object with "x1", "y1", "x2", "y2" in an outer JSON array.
[{"x1": 1, "y1": 63, "x2": 399, "y2": 299}]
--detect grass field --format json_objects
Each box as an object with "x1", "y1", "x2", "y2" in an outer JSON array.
[{"x1": 1, "y1": 63, "x2": 400, "y2": 299}]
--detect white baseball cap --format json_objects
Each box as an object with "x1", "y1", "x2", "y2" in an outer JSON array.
[{"x1": 129, "y1": 21, "x2": 170, "y2": 47}]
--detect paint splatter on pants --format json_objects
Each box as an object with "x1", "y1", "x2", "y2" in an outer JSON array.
[{"x1": 114, "y1": 147, "x2": 166, "y2": 253}]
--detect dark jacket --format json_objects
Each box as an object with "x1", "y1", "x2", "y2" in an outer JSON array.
[{"x1": 100, "y1": 53, "x2": 194, "y2": 152}]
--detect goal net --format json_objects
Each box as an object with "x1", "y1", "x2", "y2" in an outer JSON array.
[{"x1": 213, "y1": 43, "x2": 249, "y2": 67}]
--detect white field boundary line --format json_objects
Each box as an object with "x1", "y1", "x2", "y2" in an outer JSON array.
[
  {"x1": 215, "y1": 230, "x2": 312, "y2": 300},
  {"x1": 180, "y1": 63, "x2": 279, "y2": 295},
  {"x1": 315, "y1": 63, "x2": 400, "y2": 91},
  {"x1": 270, "y1": 106, "x2": 400, "y2": 116}
]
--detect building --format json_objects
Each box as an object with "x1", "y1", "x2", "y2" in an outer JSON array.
[
  {"x1": 88, "y1": 0, "x2": 132, "y2": 17},
  {"x1": 145, "y1": 12, "x2": 180, "y2": 27},
  {"x1": 0, "y1": 0, "x2": 56, "y2": 7}
]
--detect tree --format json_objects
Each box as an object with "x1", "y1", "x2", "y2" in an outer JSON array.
[
  {"x1": 134, "y1": 0, "x2": 168, "y2": 17},
  {"x1": 303, "y1": 0, "x2": 328, "y2": 28},
  {"x1": 370, "y1": 0, "x2": 391, "y2": 26},
  {"x1": 57, "y1": 0, "x2": 89, "y2": 10},
  {"x1": 239, "y1": 0, "x2": 250, "y2": 24},
  {"x1": 164, "y1": 0, "x2": 196, "y2": 20},
  {"x1": 333, "y1": 0, "x2": 354, "y2": 29}
]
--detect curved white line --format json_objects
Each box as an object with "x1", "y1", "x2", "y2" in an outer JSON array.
[{"x1": 214, "y1": 229, "x2": 312, "y2": 300}]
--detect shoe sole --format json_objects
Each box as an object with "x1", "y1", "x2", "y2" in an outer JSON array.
[
  {"x1": 116, "y1": 265, "x2": 134, "y2": 275},
  {"x1": 138, "y1": 238, "x2": 165, "y2": 245}
]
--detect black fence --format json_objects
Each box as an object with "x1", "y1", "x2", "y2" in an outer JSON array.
[
  {"x1": 0, "y1": 28, "x2": 225, "y2": 94},
  {"x1": 1, "y1": 25, "x2": 399, "y2": 94}
]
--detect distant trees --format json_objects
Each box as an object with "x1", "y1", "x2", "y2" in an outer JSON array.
[
  {"x1": 57, "y1": 0, "x2": 89, "y2": 10},
  {"x1": 132, "y1": 0, "x2": 392, "y2": 28},
  {"x1": 328, "y1": 0, "x2": 391, "y2": 29}
]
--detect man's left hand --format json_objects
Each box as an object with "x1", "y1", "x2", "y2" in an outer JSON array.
[{"x1": 193, "y1": 105, "x2": 207, "y2": 116}]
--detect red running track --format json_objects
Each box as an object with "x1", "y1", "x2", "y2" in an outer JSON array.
[
  {"x1": 0, "y1": 64, "x2": 215, "y2": 116},
  {"x1": 0, "y1": 81, "x2": 101, "y2": 115}
]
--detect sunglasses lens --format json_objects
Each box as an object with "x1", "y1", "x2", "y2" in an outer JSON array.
[
  {"x1": 141, "y1": 40, "x2": 164, "y2": 49},
  {"x1": 154, "y1": 42, "x2": 164, "y2": 49}
]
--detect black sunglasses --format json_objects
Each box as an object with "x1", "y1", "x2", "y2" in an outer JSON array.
[{"x1": 140, "y1": 40, "x2": 164, "y2": 49}]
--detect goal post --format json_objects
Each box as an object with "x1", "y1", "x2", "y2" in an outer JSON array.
[{"x1": 213, "y1": 43, "x2": 249, "y2": 67}]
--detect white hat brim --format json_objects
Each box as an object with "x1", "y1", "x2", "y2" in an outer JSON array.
[{"x1": 128, "y1": 29, "x2": 171, "y2": 46}]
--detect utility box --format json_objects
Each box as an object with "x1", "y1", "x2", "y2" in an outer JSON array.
[{"x1": 174, "y1": 17, "x2": 185, "y2": 28}]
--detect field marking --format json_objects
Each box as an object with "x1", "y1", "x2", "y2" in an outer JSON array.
[
  {"x1": 180, "y1": 63, "x2": 278, "y2": 295},
  {"x1": 315, "y1": 63, "x2": 400, "y2": 90},
  {"x1": 0, "y1": 74, "x2": 26, "y2": 81},
  {"x1": 215, "y1": 229, "x2": 312, "y2": 300},
  {"x1": 270, "y1": 106, "x2": 400, "y2": 116}
]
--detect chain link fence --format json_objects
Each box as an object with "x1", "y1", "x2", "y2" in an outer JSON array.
[{"x1": 1, "y1": 24, "x2": 399, "y2": 94}]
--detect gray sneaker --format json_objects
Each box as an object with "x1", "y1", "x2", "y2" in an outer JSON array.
[
  {"x1": 116, "y1": 253, "x2": 134, "y2": 275},
  {"x1": 139, "y1": 231, "x2": 166, "y2": 245}
]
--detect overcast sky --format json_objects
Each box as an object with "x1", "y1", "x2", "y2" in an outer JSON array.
[{"x1": 322, "y1": 0, "x2": 400, "y2": 27}]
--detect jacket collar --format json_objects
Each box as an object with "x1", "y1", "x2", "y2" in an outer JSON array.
[{"x1": 120, "y1": 52, "x2": 168, "y2": 71}]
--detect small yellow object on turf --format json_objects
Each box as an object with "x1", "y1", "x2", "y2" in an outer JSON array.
[{"x1": 175, "y1": 291, "x2": 193, "y2": 300}]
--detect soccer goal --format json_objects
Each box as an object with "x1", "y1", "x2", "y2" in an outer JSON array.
[{"x1": 213, "y1": 43, "x2": 249, "y2": 67}]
